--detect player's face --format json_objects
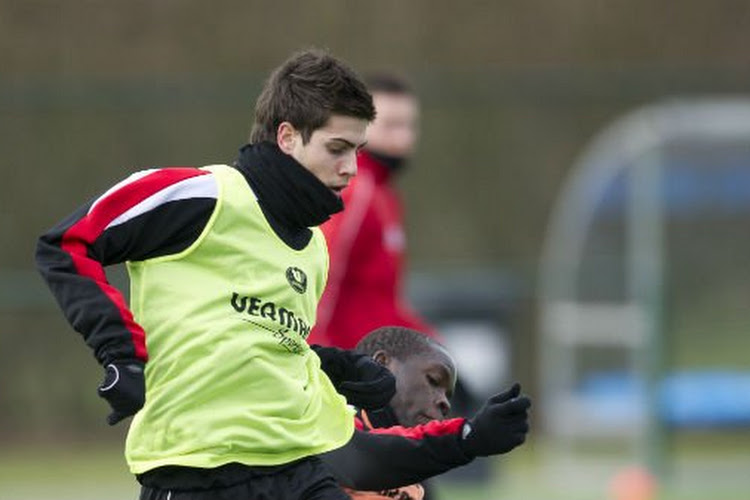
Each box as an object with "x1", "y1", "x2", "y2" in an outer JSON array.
[
  {"x1": 386, "y1": 346, "x2": 457, "y2": 427},
  {"x1": 366, "y1": 92, "x2": 419, "y2": 158},
  {"x1": 282, "y1": 115, "x2": 369, "y2": 197}
]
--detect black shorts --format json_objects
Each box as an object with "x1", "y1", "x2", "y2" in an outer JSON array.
[{"x1": 138, "y1": 457, "x2": 349, "y2": 500}]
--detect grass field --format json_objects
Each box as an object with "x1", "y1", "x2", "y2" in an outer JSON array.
[{"x1": 2, "y1": 434, "x2": 749, "y2": 500}]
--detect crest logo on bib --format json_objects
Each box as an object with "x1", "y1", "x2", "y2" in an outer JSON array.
[{"x1": 286, "y1": 267, "x2": 307, "y2": 294}]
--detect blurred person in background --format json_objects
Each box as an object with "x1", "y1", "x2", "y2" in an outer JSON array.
[
  {"x1": 34, "y1": 48, "x2": 397, "y2": 500},
  {"x1": 309, "y1": 72, "x2": 479, "y2": 440},
  {"x1": 309, "y1": 73, "x2": 436, "y2": 348},
  {"x1": 322, "y1": 326, "x2": 532, "y2": 500}
]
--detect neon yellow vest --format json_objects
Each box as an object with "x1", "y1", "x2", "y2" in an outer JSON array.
[{"x1": 124, "y1": 164, "x2": 353, "y2": 474}]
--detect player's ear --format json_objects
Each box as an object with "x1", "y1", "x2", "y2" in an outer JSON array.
[
  {"x1": 372, "y1": 350, "x2": 390, "y2": 367},
  {"x1": 277, "y1": 121, "x2": 299, "y2": 154}
]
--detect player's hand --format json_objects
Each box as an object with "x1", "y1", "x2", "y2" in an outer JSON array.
[
  {"x1": 312, "y1": 345, "x2": 396, "y2": 409},
  {"x1": 459, "y1": 383, "x2": 531, "y2": 457},
  {"x1": 97, "y1": 361, "x2": 146, "y2": 425}
]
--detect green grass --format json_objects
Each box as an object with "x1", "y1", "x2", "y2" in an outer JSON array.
[
  {"x1": 2, "y1": 435, "x2": 749, "y2": 500},
  {"x1": 0, "y1": 444, "x2": 138, "y2": 500}
]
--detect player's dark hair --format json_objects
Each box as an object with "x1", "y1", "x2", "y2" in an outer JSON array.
[
  {"x1": 250, "y1": 48, "x2": 375, "y2": 144},
  {"x1": 355, "y1": 326, "x2": 442, "y2": 361},
  {"x1": 364, "y1": 72, "x2": 414, "y2": 96}
]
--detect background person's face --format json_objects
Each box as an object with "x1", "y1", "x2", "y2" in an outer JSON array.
[
  {"x1": 365, "y1": 92, "x2": 420, "y2": 159},
  {"x1": 386, "y1": 347, "x2": 457, "y2": 427}
]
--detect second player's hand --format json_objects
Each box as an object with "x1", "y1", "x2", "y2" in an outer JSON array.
[{"x1": 459, "y1": 382, "x2": 531, "y2": 457}]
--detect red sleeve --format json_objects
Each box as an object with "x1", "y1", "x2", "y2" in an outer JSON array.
[{"x1": 364, "y1": 417, "x2": 466, "y2": 440}]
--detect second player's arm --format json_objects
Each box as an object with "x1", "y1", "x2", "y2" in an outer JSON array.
[{"x1": 320, "y1": 417, "x2": 472, "y2": 491}]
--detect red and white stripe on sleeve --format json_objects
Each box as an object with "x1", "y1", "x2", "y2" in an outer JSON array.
[{"x1": 36, "y1": 167, "x2": 218, "y2": 365}]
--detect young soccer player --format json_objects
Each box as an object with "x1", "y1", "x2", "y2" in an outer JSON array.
[{"x1": 35, "y1": 48, "x2": 396, "y2": 500}]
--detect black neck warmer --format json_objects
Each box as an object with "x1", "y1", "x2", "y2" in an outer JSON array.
[
  {"x1": 366, "y1": 150, "x2": 409, "y2": 174},
  {"x1": 234, "y1": 142, "x2": 343, "y2": 249}
]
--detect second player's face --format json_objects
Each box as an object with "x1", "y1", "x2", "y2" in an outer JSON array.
[
  {"x1": 386, "y1": 346, "x2": 457, "y2": 427},
  {"x1": 288, "y1": 115, "x2": 369, "y2": 197}
]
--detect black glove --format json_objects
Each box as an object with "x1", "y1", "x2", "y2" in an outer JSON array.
[
  {"x1": 312, "y1": 345, "x2": 396, "y2": 410},
  {"x1": 97, "y1": 360, "x2": 146, "y2": 426},
  {"x1": 460, "y1": 382, "x2": 531, "y2": 457}
]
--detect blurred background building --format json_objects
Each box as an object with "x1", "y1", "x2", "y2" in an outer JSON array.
[{"x1": 1, "y1": 1, "x2": 749, "y2": 499}]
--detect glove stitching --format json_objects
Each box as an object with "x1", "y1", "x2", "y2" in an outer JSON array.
[{"x1": 99, "y1": 363, "x2": 120, "y2": 392}]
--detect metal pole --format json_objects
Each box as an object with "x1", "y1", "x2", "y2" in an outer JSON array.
[{"x1": 628, "y1": 144, "x2": 666, "y2": 478}]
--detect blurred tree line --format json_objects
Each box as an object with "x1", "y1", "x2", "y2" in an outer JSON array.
[{"x1": 1, "y1": 0, "x2": 750, "y2": 442}]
